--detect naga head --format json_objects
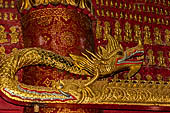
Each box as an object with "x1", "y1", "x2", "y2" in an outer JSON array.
[{"x1": 116, "y1": 40, "x2": 144, "y2": 65}]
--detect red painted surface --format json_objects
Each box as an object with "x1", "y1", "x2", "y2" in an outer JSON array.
[
  {"x1": 21, "y1": 6, "x2": 94, "y2": 87},
  {"x1": 0, "y1": 97, "x2": 23, "y2": 113}
]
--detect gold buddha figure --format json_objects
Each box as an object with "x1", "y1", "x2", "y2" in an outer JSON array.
[
  {"x1": 134, "y1": 25, "x2": 141, "y2": 42},
  {"x1": 124, "y1": 22, "x2": 132, "y2": 42},
  {"x1": 96, "y1": 20, "x2": 103, "y2": 39},
  {"x1": 114, "y1": 21, "x2": 122, "y2": 41},
  {"x1": 9, "y1": 26, "x2": 19, "y2": 44},
  {"x1": 165, "y1": 29, "x2": 170, "y2": 46},
  {"x1": 0, "y1": 25, "x2": 8, "y2": 43},
  {"x1": 147, "y1": 49, "x2": 156, "y2": 66},
  {"x1": 144, "y1": 26, "x2": 152, "y2": 45},
  {"x1": 157, "y1": 51, "x2": 166, "y2": 67},
  {"x1": 154, "y1": 27, "x2": 163, "y2": 45}
]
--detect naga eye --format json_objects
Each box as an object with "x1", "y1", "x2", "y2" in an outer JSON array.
[{"x1": 117, "y1": 51, "x2": 123, "y2": 55}]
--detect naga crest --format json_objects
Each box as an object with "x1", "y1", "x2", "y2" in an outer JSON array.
[{"x1": 70, "y1": 21, "x2": 144, "y2": 79}]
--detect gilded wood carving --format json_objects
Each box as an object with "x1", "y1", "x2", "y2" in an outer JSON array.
[{"x1": 0, "y1": 21, "x2": 147, "y2": 104}]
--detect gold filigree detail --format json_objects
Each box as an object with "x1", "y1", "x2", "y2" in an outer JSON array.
[
  {"x1": 43, "y1": 78, "x2": 51, "y2": 87},
  {"x1": 60, "y1": 32, "x2": 75, "y2": 47}
]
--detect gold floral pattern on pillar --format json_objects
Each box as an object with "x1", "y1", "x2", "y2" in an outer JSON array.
[{"x1": 124, "y1": 22, "x2": 132, "y2": 42}]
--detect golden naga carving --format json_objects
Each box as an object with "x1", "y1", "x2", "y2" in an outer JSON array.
[{"x1": 0, "y1": 21, "x2": 145, "y2": 104}]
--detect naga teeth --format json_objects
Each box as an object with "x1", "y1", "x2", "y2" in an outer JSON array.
[{"x1": 137, "y1": 56, "x2": 144, "y2": 60}]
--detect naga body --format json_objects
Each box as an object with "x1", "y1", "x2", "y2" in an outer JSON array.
[{"x1": 0, "y1": 21, "x2": 144, "y2": 103}]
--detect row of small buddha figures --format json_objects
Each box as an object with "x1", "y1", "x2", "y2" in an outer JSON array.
[
  {"x1": 144, "y1": 49, "x2": 170, "y2": 67},
  {"x1": 0, "y1": 12, "x2": 18, "y2": 21},
  {"x1": 96, "y1": 20, "x2": 170, "y2": 46},
  {"x1": 96, "y1": 0, "x2": 170, "y2": 11},
  {"x1": 118, "y1": 73, "x2": 165, "y2": 81},
  {"x1": 0, "y1": 25, "x2": 20, "y2": 44},
  {"x1": 96, "y1": 10, "x2": 169, "y2": 25},
  {"x1": 0, "y1": 0, "x2": 15, "y2": 8}
]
